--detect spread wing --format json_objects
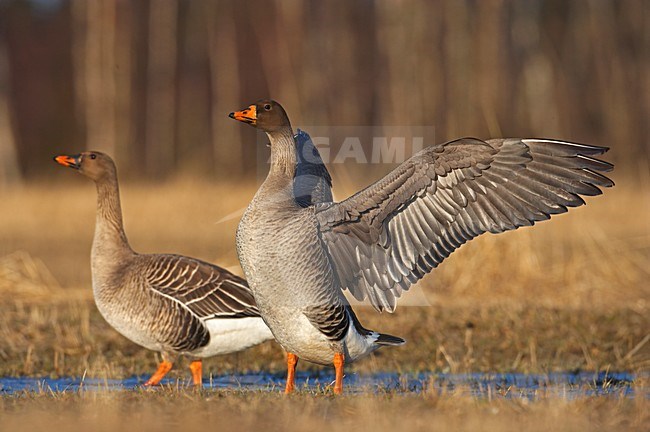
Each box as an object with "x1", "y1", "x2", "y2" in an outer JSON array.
[
  {"x1": 315, "y1": 138, "x2": 614, "y2": 312},
  {"x1": 294, "y1": 129, "x2": 333, "y2": 207},
  {"x1": 144, "y1": 254, "x2": 260, "y2": 319}
]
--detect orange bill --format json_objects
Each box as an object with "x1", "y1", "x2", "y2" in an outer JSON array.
[
  {"x1": 54, "y1": 154, "x2": 81, "y2": 169},
  {"x1": 228, "y1": 104, "x2": 257, "y2": 125}
]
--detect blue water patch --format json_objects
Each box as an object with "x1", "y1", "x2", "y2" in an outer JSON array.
[
  {"x1": 0, "y1": 371, "x2": 644, "y2": 399},
  {"x1": 363, "y1": 371, "x2": 642, "y2": 399}
]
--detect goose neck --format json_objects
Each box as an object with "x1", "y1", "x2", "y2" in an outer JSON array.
[
  {"x1": 93, "y1": 176, "x2": 132, "y2": 257},
  {"x1": 268, "y1": 127, "x2": 297, "y2": 179}
]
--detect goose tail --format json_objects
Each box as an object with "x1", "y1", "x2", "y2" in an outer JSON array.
[{"x1": 373, "y1": 332, "x2": 406, "y2": 346}]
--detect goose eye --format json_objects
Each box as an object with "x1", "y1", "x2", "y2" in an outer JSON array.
[
  {"x1": 90, "y1": 154, "x2": 97, "y2": 160},
  {"x1": 264, "y1": 104, "x2": 271, "y2": 111}
]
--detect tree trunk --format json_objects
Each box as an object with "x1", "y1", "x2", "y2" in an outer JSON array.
[
  {"x1": 206, "y1": 0, "x2": 243, "y2": 177},
  {"x1": 145, "y1": 0, "x2": 178, "y2": 177},
  {"x1": 71, "y1": 0, "x2": 117, "y2": 156},
  {"x1": 0, "y1": 37, "x2": 20, "y2": 188}
]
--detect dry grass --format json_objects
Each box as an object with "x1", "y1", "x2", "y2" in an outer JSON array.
[
  {"x1": 0, "y1": 176, "x2": 648, "y2": 378},
  {"x1": 2, "y1": 173, "x2": 648, "y2": 305},
  {"x1": 0, "y1": 387, "x2": 648, "y2": 432},
  {"x1": 0, "y1": 176, "x2": 648, "y2": 430},
  {"x1": 1, "y1": 297, "x2": 647, "y2": 379}
]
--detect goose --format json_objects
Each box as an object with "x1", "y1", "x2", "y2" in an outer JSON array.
[
  {"x1": 229, "y1": 100, "x2": 614, "y2": 395},
  {"x1": 53, "y1": 151, "x2": 274, "y2": 386}
]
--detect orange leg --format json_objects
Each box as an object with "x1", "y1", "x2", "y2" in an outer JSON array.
[
  {"x1": 189, "y1": 360, "x2": 202, "y2": 387},
  {"x1": 284, "y1": 352, "x2": 299, "y2": 394},
  {"x1": 333, "y1": 353, "x2": 344, "y2": 395},
  {"x1": 144, "y1": 359, "x2": 173, "y2": 386}
]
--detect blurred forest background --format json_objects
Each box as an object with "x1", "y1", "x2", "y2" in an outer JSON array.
[
  {"x1": 0, "y1": 0, "x2": 647, "y2": 185},
  {"x1": 0, "y1": 0, "x2": 648, "y2": 382}
]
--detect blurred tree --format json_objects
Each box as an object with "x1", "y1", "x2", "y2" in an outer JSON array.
[
  {"x1": 145, "y1": 0, "x2": 178, "y2": 178},
  {"x1": 0, "y1": 0, "x2": 647, "y2": 181},
  {"x1": 71, "y1": 0, "x2": 117, "y2": 158},
  {"x1": 2, "y1": 0, "x2": 76, "y2": 178},
  {"x1": 0, "y1": 36, "x2": 20, "y2": 187},
  {"x1": 206, "y1": 0, "x2": 243, "y2": 176}
]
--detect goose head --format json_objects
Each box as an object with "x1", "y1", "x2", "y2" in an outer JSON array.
[
  {"x1": 229, "y1": 99, "x2": 291, "y2": 133},
  {"x1": 54, "y1": 151, "x2": 116, "y2": 182}
]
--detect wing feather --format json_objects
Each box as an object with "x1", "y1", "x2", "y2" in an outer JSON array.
[
  {"x1": 316, "y1": 137, "x2": 613, "y2": 311},
  {"x1": 144, "y1": 255, "x2": 260, "y2": 319},
  {"x1": 294, "y1": 129, "x2": 333, "y2": 206}
]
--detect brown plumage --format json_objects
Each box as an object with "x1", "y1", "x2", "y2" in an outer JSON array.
[{"x1": 53, "y1": 152, "x2": 273, "y2": 386}]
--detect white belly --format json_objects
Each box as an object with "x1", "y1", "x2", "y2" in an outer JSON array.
[{"x1": 192, "y1": 317, "x2": 274, "y2": 357}]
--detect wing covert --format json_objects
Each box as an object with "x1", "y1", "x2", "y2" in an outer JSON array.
[{"x1": 144, "y1": 255, "x2": 260, "y2": 319}]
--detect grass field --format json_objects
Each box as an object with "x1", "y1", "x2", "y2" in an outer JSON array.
[
  {"x1": 1, "y1": 388, "x2": 648, "y2": 432},
  {"x1": 0, "y1": 174, "x2": 648, "y2": 430}
]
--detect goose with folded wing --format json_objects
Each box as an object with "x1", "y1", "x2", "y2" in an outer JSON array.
[{"x1": 54, "y1": 152, "x2": 275, "y2": 386}]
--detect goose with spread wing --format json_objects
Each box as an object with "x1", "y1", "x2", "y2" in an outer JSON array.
[
  {"x1": 230, "y1": 100, "x2": 613, "y2": 394},
  {"x1": 54, "y1": 152, "x2": 274, "y2": 386}
]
